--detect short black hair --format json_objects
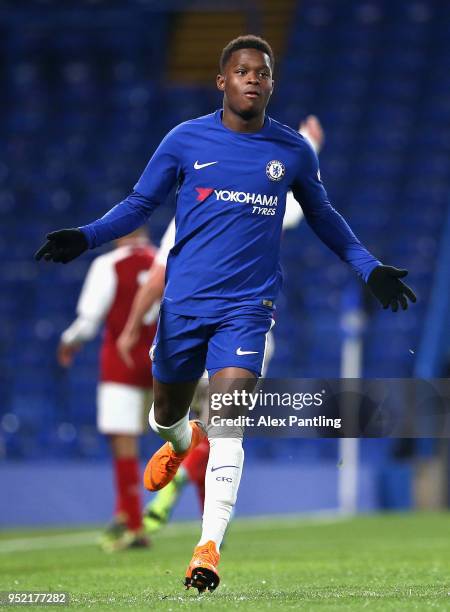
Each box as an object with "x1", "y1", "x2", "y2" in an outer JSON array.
[{"x1": 219, "y1": 35, "x2": 274, "y2": 73}]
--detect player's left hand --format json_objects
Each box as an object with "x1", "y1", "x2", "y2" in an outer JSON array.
[{"x1": 367, "y1": 265, "x2": 417, "y2": 312}]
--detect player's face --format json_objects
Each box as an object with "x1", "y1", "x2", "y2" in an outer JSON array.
[{"x1": 217, "y1": 48, "x2": 274, "y2": 119}]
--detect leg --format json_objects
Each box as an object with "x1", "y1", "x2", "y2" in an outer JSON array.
[
  {"x1": 110, "y1": 434, "x2": 143, "y2": 533},
  {"x1": 142, "y1": 381, "x2": 197, "y2": 532},
  {"x1": 143, "y1": 467, "x2": 188, "y2": 535},
  {"x1": 144, "y1": 377, "x2": 207, "y2": 491},
  {"x1": 110, "y1": 433, "x2": 138, "y2": 458},
  {"x1": 146, "y1": 306, "x2": 209, "y2": 451},
  {"x1": 152, "y1": 378, "x2": 198, "y2": 426},
  {"x1": 184, "y1": 374, "x2": 211, "y2": 509},
  {"x1": 200, "y1": 367, "x2": 255, "y2": 546},
  {"x1": 96, "y1": 382, "x2": 150, "y2": 550},
  {"x1": 143, "y1": 438, "x2": 210, "y2": 536},
  {"x1": 148, "y1": 377, "x2": 199, "y2": 454},
  {"x1": 143, "y1": 384, "x2": 210, "y2": 535},
  {"x1": 182, "y1": 438, "x2": 210, "y2": 510},
  {"x1": 185, "y1": 310, "x2": 273, "y2": 592},
  {"x1": 185, "y1": 367, "x2": 256, "y2": 592}
]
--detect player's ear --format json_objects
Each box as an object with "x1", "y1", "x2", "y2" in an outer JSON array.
[{"x1": 216, "y1": 74, "x2": 225, "y2": 91}]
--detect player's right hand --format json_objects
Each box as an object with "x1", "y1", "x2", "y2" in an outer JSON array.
[
  {"x1": 116, "y1": 328, "x2": 139, "y2": 368},
  {"x1": 35, "y1": 229, "x2": 88, "y2": 264},
  {"x1": 57, "y1": 342, "x2": 82, "y2": 367}
]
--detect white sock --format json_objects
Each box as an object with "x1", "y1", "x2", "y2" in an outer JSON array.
[
  {"x1": 148, "y1": 405, "x2": 192, "y2": 453},
  {"x1": 198, "y1": 437, "x2": 244, "y2": 549}
]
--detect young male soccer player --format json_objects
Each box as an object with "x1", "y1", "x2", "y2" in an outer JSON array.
[
  {"x1": 35, "y1": 35, "x2": 416, "y2": 592},
  {"x1": 115, "y1": 116, "x2": 325, "y2": 535},
  {"x1": 57, "y1": 228, "x2": 158, "y2": 550}
]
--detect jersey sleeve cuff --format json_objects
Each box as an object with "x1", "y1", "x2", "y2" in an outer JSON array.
[
  {"x1": 363, "y1": 260, "x2": 382, "y2": 283},
  {"x1": 78, "y1": 225, "x2": 96, "y2": 249}
]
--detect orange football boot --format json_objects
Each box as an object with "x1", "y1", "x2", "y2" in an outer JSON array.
[
  {"x1": 184, "y1": 540, "x2": 220, "y2": 593},
  {"x1": 143, "y1": 420, "x2": 206, "y2": 492}
]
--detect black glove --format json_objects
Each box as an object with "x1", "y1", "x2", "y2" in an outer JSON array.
[
  {"x1": 34, "y1": 229, "x2": 88, "y2": 264},
  {"x1": 367, "y1": 265, "x2": 417, "y2": 312}
]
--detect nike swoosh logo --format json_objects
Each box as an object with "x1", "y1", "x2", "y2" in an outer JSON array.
[
  {"x1": 236, "y1": 347, "x2": 259, "y2": 355},
  {"x1": 194, "y1": 160, "x2": 218, "y2": 170},
  {"x1": 211, "y1": 465, "x2": 240, "y2": 472}
]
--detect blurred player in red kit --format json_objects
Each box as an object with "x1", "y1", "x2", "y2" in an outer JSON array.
[{"x1": 57, "y1": 227, "x2": 158, "y2": 551}]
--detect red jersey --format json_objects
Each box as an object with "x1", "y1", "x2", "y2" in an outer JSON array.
[{"x1": 62, "y1": 242, "x2": 158, "y2": 387}]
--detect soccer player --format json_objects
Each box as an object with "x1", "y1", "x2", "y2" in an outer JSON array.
[
  {"x1": 57, "y1": 228, "x2": 158, "y2": 551},
  {"x1": 35, "y1": 36, "x2": 416, "y2": 591},
  {"x1": 115, "y1": 115, "x2": 325, "y2": 535},
  {"x1": 117, "y1": 114, "x2": 324, "y2": 366}
]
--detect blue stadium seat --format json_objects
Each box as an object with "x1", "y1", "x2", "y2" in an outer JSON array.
[{"x1": 1, "y1": 0, "x2": 449, "y2": 460}]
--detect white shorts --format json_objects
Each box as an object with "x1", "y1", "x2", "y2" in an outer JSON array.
[{"x1": 97, "y1": 382, "x2": 152, "y2": 435}]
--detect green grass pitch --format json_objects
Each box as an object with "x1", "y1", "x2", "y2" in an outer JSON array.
[{"x1": 0, "y1": 513, "x2": 449, "y2": 610}]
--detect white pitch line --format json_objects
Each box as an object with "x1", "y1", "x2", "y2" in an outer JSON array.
[
  {"x1": 0, "y1": 512, "x2": 347, "y2": 554},
  {"x1": 0, "y1": 531, "x2": 100, "y2": 553},
  {"x1": 155, "y1": 510, "x2": 347, "y2": 537}
]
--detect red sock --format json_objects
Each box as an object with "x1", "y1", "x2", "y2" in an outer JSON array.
[
  {"x1": 113, "y1": 457, "x2": 142, "y2": 532},
  {"x1": 114, "y1": 478, "x2": 125, "y2": 518},
  {"x1": 182, "y1": 438, "x2": 209, "y2": 510}
]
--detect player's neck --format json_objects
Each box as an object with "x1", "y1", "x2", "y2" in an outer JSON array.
[{"x1": 221, "y1": 107, "x2": 265, "y2": 133}]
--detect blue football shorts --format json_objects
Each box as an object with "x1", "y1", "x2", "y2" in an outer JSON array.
[{"x1": 150, "y1": 306, "x2": 275, "y2": 383}]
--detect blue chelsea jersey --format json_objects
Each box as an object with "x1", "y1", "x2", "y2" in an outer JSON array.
[{"x1": 80, "y1": 110, "x2": 381, "y2": 316}]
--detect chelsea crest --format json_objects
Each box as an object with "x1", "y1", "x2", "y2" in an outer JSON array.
[{"x1": 266, "y1": 160, "x2": 285, "y2": 182}]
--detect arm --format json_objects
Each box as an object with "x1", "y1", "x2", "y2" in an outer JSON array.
[
  {"x1": 116, "y1": 219, "x2": 176, "y2": 366},
  {"x1": 57, "y1": 257, "x2": 116, "y2": 366},
  {"x1": 35, "y1": 127, "x2": 182, "y2": 263},
  {"x1": 283, "y1": 115, "x2": 324, "y2": 231},
  {"x1": 117, "y1": 262, "x2": 165, "y2": 367},
  {"x1": 292, "y1": 143, "x2": 381, "y2": 282},
  {"x1": 292, "y1": 143, "x2": 416, "y2": 310}
]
